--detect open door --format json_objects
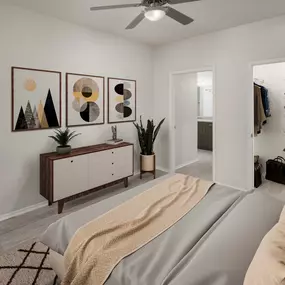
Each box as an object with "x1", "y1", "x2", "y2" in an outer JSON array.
[{"x1": 173, "y1": 72, "x2": 198, "y2": 169}]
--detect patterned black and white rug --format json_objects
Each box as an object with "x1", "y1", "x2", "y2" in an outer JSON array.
[{"x1": 0, "y1": 241, "x2": 59, "y2": 285}]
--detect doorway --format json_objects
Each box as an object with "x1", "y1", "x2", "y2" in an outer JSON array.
[{"x1": 169, "y1": 69, "x2": 215, "y2": 181}]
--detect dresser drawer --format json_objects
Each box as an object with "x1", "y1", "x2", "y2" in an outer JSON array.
[
  {"x1": 88, "y1": 146, "x2": 133, "y2": 188},
  {"x1": 53, "y1": 155, "x2": 89, "y2": 201}
]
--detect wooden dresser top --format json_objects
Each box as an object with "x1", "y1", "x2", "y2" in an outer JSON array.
[{"x1": 40, "y1": 142, "x2": 133, "y2": 160}]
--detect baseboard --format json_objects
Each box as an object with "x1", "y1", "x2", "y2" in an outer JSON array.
[
  {"x1": 176, "y1": 159, "x2": 199, "y2": 170},
  {"x1": 0, "y1": 201, "x2": 48, "y2": 222},
  {"x1": 214, "y1": 180, "x2": 248, "y2": 192},
  {"x1": 156, "y1": 166, "x2": 169, "y2": 173}
]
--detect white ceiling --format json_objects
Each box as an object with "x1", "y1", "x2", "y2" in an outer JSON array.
[{"x1": 4, "y1": 0, "x2": 285, "y2": 45}]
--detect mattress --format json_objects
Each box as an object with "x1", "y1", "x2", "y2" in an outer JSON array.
[{"x1": 41, "y1": 174, "x2": 244, "y2": 284}]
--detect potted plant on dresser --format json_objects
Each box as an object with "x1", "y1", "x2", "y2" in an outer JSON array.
[
  {"x1": 133, "y1": 116, "x2": 165, "y2": 179},
  {"x1": 49, "y1": 128, "x2": 81, "y2": 154}
]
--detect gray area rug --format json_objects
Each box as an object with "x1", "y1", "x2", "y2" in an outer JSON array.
[{"x1": 0, "y1": 241, "x2": 59, "y2": 285}]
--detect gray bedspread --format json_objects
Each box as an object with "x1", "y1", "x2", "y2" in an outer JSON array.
[
  {"x1": 41, "y1": 175, "x2": 244, "y2": 284},
  {"x1": 41, "y1": 175, "x2": 242, "y2": 255},
  {"x1": 41, "y1": 174, "x2": 285, "y2": 285},
  {"x1": 169, "y1": 191, "x2": 284, "y2": 285}
]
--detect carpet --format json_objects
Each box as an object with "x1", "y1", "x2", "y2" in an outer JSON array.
[{"x1": 0, "y1": 241, "x2": 59, "y2": 285}]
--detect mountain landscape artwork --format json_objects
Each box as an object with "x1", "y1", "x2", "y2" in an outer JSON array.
[{"x1": 12, "y1": 67, "x2": 61, "y2": 132}]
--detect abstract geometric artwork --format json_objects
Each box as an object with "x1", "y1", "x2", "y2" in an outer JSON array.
[
  {"x1": 108, "y1": 78, "x2": 136, "y2": 123},
  {"x1": 12, "y1": 67, "x2": 61, "y2": 132},
  {"x1": 66, "y1": 73, "x2": 105, "y2": 127}
]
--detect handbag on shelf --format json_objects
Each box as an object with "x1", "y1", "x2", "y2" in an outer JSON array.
[{"x1": 266, "y1": 156, "x2": 285, "y2": 185}]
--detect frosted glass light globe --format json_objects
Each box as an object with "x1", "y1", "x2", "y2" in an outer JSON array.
[{"x1": 145, "y1": 9, "x2": 166, "y2": 21}]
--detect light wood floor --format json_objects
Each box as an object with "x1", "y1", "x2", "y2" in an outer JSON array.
[
  {"x1": 0, "y1": 171, "x2": 165, "y2": 255},
  {"x1": 177, "y1": 150, "x2": 213, "y2": 181}
]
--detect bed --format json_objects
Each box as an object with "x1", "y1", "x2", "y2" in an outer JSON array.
[{"x1": 40, "y1": 174, "x2": 283, "y2": 284}]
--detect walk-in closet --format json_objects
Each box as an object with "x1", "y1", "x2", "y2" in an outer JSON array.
[{"x1": 253, "y1": 62, "x2": 285, "y2": 190}]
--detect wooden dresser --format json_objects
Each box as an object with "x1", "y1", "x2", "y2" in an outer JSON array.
[{"x1": 40, "y1": 142, "x2": 134, "y2": 213}]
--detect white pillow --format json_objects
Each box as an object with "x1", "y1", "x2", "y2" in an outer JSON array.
[{"x1": 244, "y1": 206, "x2": 285, "y2": 285}]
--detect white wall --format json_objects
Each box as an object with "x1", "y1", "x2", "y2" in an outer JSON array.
[
  {"x1": 0, "y1": 5, "x2": 154, "y2": 217},
  {"x1": 254, "y1": 62, "x2": 285, "y2": 170},
  {"x1": 154, "y1": 15, "x2": 285, "y2": 190},
  {"x1": 174, "y1": 73, "x2": 198, "y2": 168}
]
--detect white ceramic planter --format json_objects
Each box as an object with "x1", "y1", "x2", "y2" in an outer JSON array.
[
  {"x1": 141, "y1": 154, "x2": 155, "y2": 172},
  {"x1": 56, "y1": 145, "x2": 71, "y2": 155}
]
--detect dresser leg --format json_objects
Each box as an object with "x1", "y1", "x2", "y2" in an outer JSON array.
[
  {"x1": 124, "y1": 177, "x2": 129, "y2": 188},
  {"x1": 48, "y1": 201, "x2": 52, "y2": 206},
  {"x1": 58, "y1": 200, "x2": 64, "y2": 214}
]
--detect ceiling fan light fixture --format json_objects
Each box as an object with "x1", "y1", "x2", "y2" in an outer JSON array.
[{"x1": 144, "y1": 7, "x2": 166, "y2": 21}]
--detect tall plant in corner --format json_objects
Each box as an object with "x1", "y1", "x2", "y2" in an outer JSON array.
[{"x1": 133, "y1": 116, "x2": 165, "y2": 179}]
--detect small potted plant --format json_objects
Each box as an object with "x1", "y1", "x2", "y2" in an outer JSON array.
[
  {"x1": 49, "y1": 128, "x2": 81, "y2": 155},
  {"x1": 133, "y1": 116, "x2": 165, "y2": 178}
]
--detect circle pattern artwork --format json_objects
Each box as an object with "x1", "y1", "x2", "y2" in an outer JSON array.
[
  {"x1": 114, "y1": 82, "x2": 133, "y2": 119},
  {"x1": 72, "y1": 77, "x2": 101, "y2": 124},
  {"x1": 24, "y1": 79, "x2": 37, "y2": 92},
  {"x1": 73, "y1": 78, "x2": 99, "y2": 102},
  {"x1": 80, "y1": 102, "x2": 100, "y2": 122}
]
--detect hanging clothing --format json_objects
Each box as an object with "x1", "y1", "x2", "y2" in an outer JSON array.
[
  {"x1": 254, "y1": 85, "x2": 266, "y2": 136},
  {"x1": 262, "y1": 87, "x2": 271, "y2": 117},
  {"x1": 254, "y1": 83, "x2": 271, "y2": 117}
]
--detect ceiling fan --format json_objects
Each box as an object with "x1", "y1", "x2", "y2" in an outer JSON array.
[{"x1": 90, "y1": 0, "x2": 200, "y2": 29}]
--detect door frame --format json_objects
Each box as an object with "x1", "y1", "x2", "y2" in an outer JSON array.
[
  {"x1": 249, "y1": 57, "x2": 285, "y2": 189},
  {"x1": 168, "y1": 65, "x2": 216, "y2": 182}
]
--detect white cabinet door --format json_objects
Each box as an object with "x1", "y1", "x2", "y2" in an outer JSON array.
[
  {"x1": 88, "y1": 150, "x2": 114, "y2": 189},
  {"x1": 113, "y1": 146, "x2": 133, "y2": 180},
  {"x1": 53, "y1": 155, "x2": 89, "y2": 201}
]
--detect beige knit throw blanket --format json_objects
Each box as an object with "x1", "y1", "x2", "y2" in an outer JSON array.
[{"x1": 62, "y1": 174, "x2": 214, "y2": 285}]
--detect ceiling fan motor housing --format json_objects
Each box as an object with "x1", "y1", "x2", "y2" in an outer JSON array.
[{"x1": 141, "y1": 0, "x2": 168, "y2": 7}]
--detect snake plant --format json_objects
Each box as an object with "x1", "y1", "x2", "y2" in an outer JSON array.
[{"x1": 133, "y1": 116, "x2": 165, "y2": 155}]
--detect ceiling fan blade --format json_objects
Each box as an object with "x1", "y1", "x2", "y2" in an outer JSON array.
[
  {"x1": 168, "y1": 0, "x2": 200, "y2": 4},
  {"x1": 90, "y1": 3, "x2": 141, "y2": 11},
  {"x1": 166, "y1": 7, "x2": 194, "y2": 25},
  {"x1": 126, "y1": 12, "x2": 145, "y2": 29}
]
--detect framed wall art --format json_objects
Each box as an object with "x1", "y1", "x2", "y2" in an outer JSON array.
[
  {"x1": 108, "y1": 77, "x2": 136, "y2": 124},
  {"x1": 66, "y1": 73, "x2": 105, "y2": 127},
  {"x1": 12, "y1": 67, "x2": 61, "y2": 132}
]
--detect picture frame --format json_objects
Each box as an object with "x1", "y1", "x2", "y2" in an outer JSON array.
[
  {"x1": 12, "y1": 67, "x2": 61, "y2": 132},
  {"x1": 108, "y1": 77, "x2": 136, "y2": 124},
  {"x1": 66, "y1": 73, "x2": 105, "y2": 127}
]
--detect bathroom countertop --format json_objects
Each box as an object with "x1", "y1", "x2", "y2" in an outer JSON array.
[{"x1": 198, "y1": 117, "x2": 213, "y2": 123}]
